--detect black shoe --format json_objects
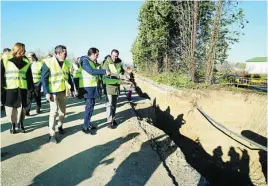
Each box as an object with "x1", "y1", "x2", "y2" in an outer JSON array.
[
  {"x1": 58, "y1": 127, "x2": 65, "y2": 135},
  {"x1": 1, "y1": 105, "x2": 5, "y2": 111},
  {"x1": 82, "y1": 128, "x2": 92, "y2": 134},
  {"x1": 36, "y1": 108, "x2": 41, "y2": 114},
  {"x1": 18, "y1": 122, "x2": 25, "y2": 133},
  {"x1": 89, "y1": 125, "x2": 97, "y2": 130},
  {"x1": 112, "y1": 120, "x2": 118, "y2": 126},
  {"x1": 10, "y1": 123, "x2": 16, "y2": 134},
  {"x1": 107, "y1": 123, "x2": 115, "y2": 129},
  {"x1": 26, "y1": 112, "x2": 30, "y2": 116},
  {"x1": 1, "y1": 152, "x2": 8, "y2": 157},
  {"x1": 48, "y1": 136, "x2": 58, "y2": 144}
]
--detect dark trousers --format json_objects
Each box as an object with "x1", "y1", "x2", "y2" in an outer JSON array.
[
  {"x1": 102, "y1": 82, "x2": 107, "y2": 96},
  {"x1": 99, "y1": 75, "x2": 106, "y2": 96},
  {"x1": 26, "y1": 84, "x2": 42, "y2": 113},
  {"x1": 73, "y1": 78, "x2": 79, "y2": 91},
  {"x1": 1, "y1": 88, "x2": 6, "y2": 108},
  {"x1": 97, "y1": 80, "x2": 103, "y2": 98},
  {"x1": 83, "y1": 98, "x2": 95, "y2": 130}
]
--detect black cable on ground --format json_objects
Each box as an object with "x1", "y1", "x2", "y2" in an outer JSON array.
[{"x1": 196, "y1": 105, "x2": 267, "y2": 152}]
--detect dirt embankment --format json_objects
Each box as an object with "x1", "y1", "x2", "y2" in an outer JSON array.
[{"x1": 132, "y1": 75, "x2": 267, "y2": 186}]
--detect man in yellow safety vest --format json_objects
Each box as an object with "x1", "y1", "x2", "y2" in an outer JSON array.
[
  {"x1": 102, "y1": 49, "x2": 124, "y2": 129},
  {"x1": 1, "y1": 48, "x2": 11, "y2": 110},
  {"x1": 70, "y1": 57, "x2": 81, "y2": 96},
  {"x1": 79, "y1": 47, "x2": 110, "y2": 134},
  {"x1": 41, "y1": 45, "x2": 75, "y2": 143},
  {"x1": 26, "y1": 52, "x2": 43, "y2": 115}
]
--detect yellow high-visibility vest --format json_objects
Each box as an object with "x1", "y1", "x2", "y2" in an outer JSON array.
[
  {"x1": 1, "y1": 53, "x2": 11, "y2": 60},
  {"x1": 31, "y1": 61, "x2": 43, "y2": 83},
  {"x1": 72, "y1": 62, "x2": 82, "y2": 78},
  {"x1": 3, "y1": 56, "x2": 30, "y2": 89},
  {"x1": 79, "y1": 59, "x2": 98, "y2": 88},
  {"x1": 44, "y1": 56, "x2": 71, "y2": 93},
  {"x1": 103, "y1": 63, "x2": 121, "y2": 85}
]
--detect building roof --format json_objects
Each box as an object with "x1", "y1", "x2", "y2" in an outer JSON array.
[{"x1": 246, "y1": 57, "x2": 268, "y2": 62}]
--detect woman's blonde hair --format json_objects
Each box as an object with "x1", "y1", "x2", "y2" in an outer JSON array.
[{"x1": 10, "y1": 42, "x2": 26, "y2": 57}]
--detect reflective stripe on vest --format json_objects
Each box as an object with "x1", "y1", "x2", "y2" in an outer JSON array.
[
  {"x1": 31, "y1": 61, "x2": 43, "y2": 83},
  {"x1": 79, "y1": 59, "x2": 98, "y2": 88},
  {"x1": 44, "y1": 57, "x2": 71, "y2": 93},
  {"x1": 103, "y1": 63, "x2": 121, "y2": 85},
  {"x1": 102, "y1": 78, "x2": 120, "y2": 84},
  {"x1": 72, "y1": 63, "x2": 82, "y2": 78},
  {"x1": 109, "y1": 63, "x2": 120, "y2": 74},
  {"x1": 3, "y1": 57, "x2": 30, "y2": 89}
]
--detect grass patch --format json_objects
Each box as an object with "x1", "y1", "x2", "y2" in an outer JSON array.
[{"x1": 136, "y1": 72, "x2": 266, "y2": 94}]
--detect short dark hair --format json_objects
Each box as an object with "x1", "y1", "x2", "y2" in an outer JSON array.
[
  {"x1": 28, "y1": 52, "x2": 38, "y2": 61},
  {"x1": 3, "y1": 48, "x2": 11, "y2": 53},
  {"x1": 88, "y1": 47, "x2": 99, "y2": 56},
  {"x1": 54, "y1": 45, "x2": 67, "y2": 54},
  {"x1": 111, "y1": 49, "x2": 119, "y2": 55}
]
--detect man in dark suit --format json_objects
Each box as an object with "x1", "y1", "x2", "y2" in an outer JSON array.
[{"x1": 79, "y1": 47, "x2": 110, "y2": 134}]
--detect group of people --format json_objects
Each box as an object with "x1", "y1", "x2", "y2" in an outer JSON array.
[{"x1": 1, "y1": 42, "x2": 134, "y2": 144}]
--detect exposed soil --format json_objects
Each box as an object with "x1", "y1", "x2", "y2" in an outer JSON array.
[{"x1": 132, "y1": 74, "x2": 267, "y2": 186}]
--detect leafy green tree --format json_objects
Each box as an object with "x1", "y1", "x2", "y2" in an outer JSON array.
[{"x1": 132, "y1": 0, "x2": 247, "y2": 85}]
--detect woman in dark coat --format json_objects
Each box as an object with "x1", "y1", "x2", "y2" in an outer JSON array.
[{"x1": 1, "y1": 42, "x2": 34, "y2": 133}]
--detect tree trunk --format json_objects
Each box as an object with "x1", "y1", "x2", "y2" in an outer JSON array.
[
  {"x1": 164, "y1": 52, "x2": 169, "y2": 72},
  {"x1": 154, "y1": 60, "x2": 159, "y2": 75},
  {"x1": 205, "y1": 0, "x2": 222, "y2": 84},
  {"x1": 191, "y1": 0, "x2": 198, "y2": 82}
]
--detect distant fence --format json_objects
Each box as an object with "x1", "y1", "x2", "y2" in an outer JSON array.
[{"x1": 229, "y1": 77, "x2": 267, "y2": 88}]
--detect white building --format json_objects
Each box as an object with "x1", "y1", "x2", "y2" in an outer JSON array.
[{"x1": 245, "y1": 57, "x2": 268, "y2": 74}]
